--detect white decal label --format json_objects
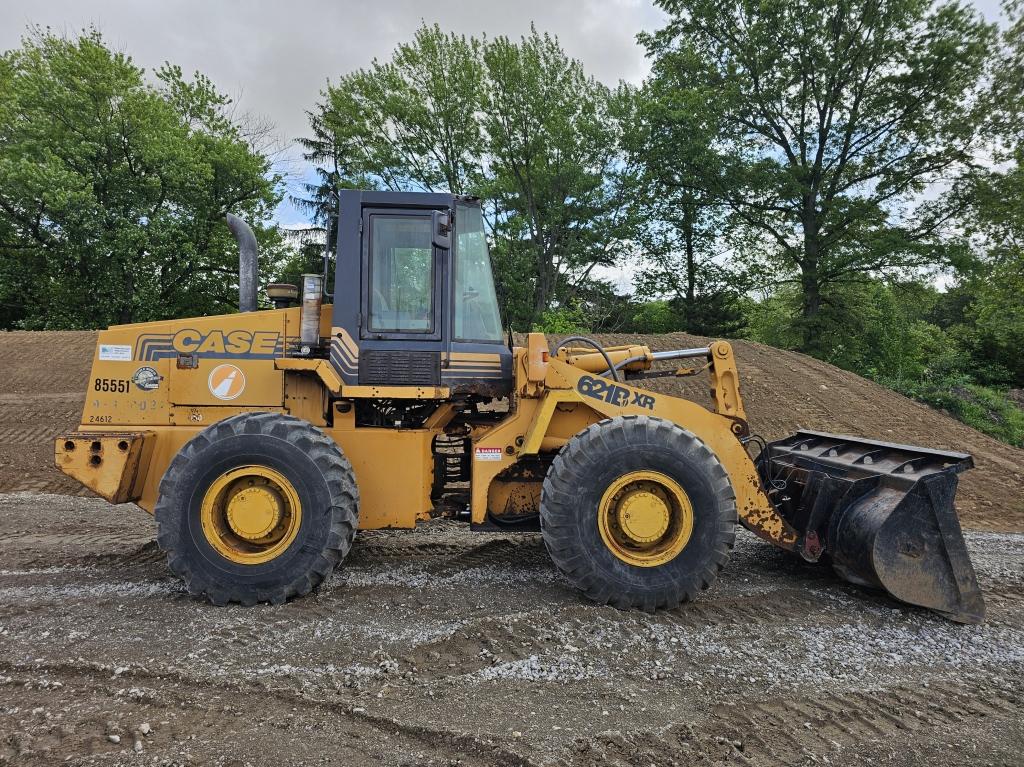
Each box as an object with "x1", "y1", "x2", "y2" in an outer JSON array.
[
  {"x1": 475, "y1": 447, "x2": 503, "y2": 462},
  {"x1": 98, "y1": 344, "x2": 133, "y2": 361}
]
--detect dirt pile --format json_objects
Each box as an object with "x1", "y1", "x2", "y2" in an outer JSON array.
[
  {"x1": 0, "y1": 331, "x2": 97, "y2": 496},
  {"x1": 1, "y1": 329, "x2": 1021, "y2": 530}
]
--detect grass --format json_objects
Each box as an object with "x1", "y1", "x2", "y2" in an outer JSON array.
[{"x1": 879, "y1": 373, "x2": 1024, "y2": 447}]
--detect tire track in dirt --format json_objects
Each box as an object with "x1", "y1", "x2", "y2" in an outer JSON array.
[
  {"x1": 0, "y1": 425, "x2": 63, "y2": 442},
  {"x1": 569, "y1": 678, "x2": 1023, "y2": 766},
  {"x1": 710, "y1": 681, "x2": 1021, "y2": 766},
  {"x1": 0, "y1": 661, "x2": 542, "y2": 767}
]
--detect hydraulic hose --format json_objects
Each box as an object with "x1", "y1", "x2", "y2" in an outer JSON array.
[
  {"x1": 554, "y1": 336, "x2": 622, "y2": 382},
  {"x1": 600, "y1": 354, "x2": 647, "y2": 378}
]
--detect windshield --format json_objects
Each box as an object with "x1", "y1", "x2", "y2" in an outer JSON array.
[{"x1": 454, "y1": 203, "x2": 503, "y2": 341}]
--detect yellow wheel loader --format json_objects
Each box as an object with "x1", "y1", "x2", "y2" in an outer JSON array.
[{"x1": 55, "y1": 191, "x2": 985, "y2": 622}]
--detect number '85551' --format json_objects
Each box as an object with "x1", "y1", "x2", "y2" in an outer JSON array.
[{"x1": 94, "y1": 378, "x2": 130, "y2": 393}]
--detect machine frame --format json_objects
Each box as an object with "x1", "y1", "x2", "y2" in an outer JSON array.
[{"x1": 52, "y1": 191, "x2": 984, "y2": 622}]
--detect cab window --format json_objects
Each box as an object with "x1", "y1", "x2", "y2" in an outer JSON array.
[
  {"x1": 369, "y1": 216, "x2": 433, "y2": 333},
  {"x1": 454, "y1": 204, "x2": 503, "y2": 341}
]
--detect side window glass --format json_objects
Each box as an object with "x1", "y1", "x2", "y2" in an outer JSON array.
[
  {"x1": 454, "y1": 204, "x2": 504, "y2": 341},
  {"x1": 369, "y1": 216, "x2": 433, "y2": 333}
]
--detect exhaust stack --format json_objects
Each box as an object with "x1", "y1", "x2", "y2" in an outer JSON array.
[{"x1": 226, "y1": 213, "x2": 258, "y2": 312}]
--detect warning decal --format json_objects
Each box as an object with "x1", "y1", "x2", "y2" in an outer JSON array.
[{"x1": 474, "y1": 447, "x2": 503, "y2": 462}]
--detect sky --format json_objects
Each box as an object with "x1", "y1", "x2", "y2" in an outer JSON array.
[
  {"x1": 0, "y1": 0, "x2": 1008, "y2": 290},
  {"x1": 0, "y1": 0, "x2": 669, "y2": 230}
]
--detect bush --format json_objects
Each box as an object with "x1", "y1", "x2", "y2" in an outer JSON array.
[
  {"x1": 881, "y1": 373, "x2": 1024, "y2": 447},
  {"x1": 532, "y1": 303, "x2": 592, "y2": 334}
]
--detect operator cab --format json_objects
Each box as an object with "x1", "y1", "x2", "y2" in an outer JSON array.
[{"x1": 330, "y1": 190, "x2": 513, "y2": 398}]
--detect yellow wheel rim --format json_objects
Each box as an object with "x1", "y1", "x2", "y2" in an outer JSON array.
[
  {"x1": 200, "y1": 466, "x2": 302, "y2": 565},
  {"x1": 598, "y1": 470, "x2": 693, "y2": 567}
]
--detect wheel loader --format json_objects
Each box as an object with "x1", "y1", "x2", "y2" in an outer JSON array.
[{"x1": 54, "y1": 190, "x2": 985, "y2": 622}]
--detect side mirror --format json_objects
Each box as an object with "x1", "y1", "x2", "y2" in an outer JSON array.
[{"x1": 432, "y1": 210, "x2": 451, "y2": 250}]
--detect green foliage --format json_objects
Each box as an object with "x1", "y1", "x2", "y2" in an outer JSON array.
[
  {"x1": 744, "y1": 275, "x2": 1024, "y2": 446},
  {"x1": 625, "y1": 41, "x2": 751, "y2": 338},
  {"x1": 882, "y1": 375, "x2": 1024, "y2": 447},
  {"x1": 742, "y1": 280, "x2": 953, "y2": 381},
  {"x1": 0, "y1": 28, "x2": 283, "y2": 329},
  {"x1": 955, "y1": 154, "x2": 1024, "y2": 386},
  {"x1": 642, "y1": 0, "x2": 997, "y2": 353},
  {"x1": 302, "y1": 24, "x2": 637, "y2": 329},
  {"x1": 629, "y1": 300, "x2": 677, "y2": 334},
  {"x1": 741, "y1": 288, "x2": 804, "y2": 351},
  {"x1": 481, "y1": 31, "x2": 637, "y2": 325},
  {"x1": 301, "y1": 24, "x2": 484, "y2": 199},
  {"x1": 532, "y1": 303, "x2": 593, "y2": 335}
]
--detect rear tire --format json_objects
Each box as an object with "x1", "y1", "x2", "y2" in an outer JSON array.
[
  {"x1": 540, "y1": 415, "x2": 736, "y2": 611},
  {"x1": 155, "y1": 413, "x2": 359, "y2": 605}
]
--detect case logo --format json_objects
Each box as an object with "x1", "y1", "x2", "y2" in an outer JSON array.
[
  {"x1": 135, "y1": 330, "x2": 281, "y2": 361},
  {"x1": 208, "y1": 364, "x2": 246, "y2": 401}
]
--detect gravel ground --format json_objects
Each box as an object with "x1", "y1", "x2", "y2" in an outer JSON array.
[{"x1": 0, "y1": 493, "x2": 1022, "y2": 766}]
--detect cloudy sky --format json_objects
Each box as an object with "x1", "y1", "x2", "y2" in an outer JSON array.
[
  {"x1": 0, "y1": 0, "x2": 1007, "y2": 233},
  {"x1": 0, "y1": 0, "x2": 670, "y2": 227}
]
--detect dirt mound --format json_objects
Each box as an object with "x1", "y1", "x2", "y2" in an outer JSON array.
[
  {"x1": 1, "y1": 329, "x2": 1021, "y2": 530},
  {"x1": 0, "y1": 331, "x2": 97, "y2": 495}
]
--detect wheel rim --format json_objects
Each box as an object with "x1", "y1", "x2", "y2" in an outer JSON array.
[
  {"x1": 200, "y1": 466, "x2": 302, "y2": 565},
  {"x1": 597, "y1": 470, "x2": 693, "y2": 567}
]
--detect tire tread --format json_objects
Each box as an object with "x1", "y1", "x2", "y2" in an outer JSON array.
[
  {"x1": 540, "y1": 415, "x2": 736, "y2": 611},
  {"x1": 155, "y1": 412, "x2": 359, "y2": 606}
]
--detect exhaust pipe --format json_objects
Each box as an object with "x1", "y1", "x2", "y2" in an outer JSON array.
[{"x1": 226, "y1": 213, "x2": 258, "y2": 312}]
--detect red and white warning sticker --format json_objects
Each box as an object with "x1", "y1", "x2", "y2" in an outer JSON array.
[{"x1": 474, "y1": 447, "x2": 503, "y2": 462}]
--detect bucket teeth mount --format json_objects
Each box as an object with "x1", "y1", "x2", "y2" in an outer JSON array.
[{"x1": 758, "y1": 430, "x2": 984, "y2": 623}]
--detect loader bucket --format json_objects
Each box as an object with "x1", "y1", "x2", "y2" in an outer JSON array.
[{"x1": 756, "y1": 430, "x2": 985, "y2": 623}]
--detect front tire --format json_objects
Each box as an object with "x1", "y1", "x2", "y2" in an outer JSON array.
[
  {"x1": 540, "y1": 415, "x2": 736, "y2": 611},
  {"x1": 155, "y1": 413, "x2": 359, "y2": 605}
]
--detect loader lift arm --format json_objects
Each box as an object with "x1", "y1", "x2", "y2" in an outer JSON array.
[{"x1": 509, "y1": 334, "x2": 984, "y2": 622}]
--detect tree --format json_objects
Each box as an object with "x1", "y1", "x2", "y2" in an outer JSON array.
[
  {"x1": 949, "y1": 1, "x2": 1024, "y2": 386},
  {"x1": 301, "y1": 24, "x2": 638, "y2": 328},
  {"x1": 301, "y1": 24, "x2": 485, "y2": 197},
  {"x1": 0, "y1": 28, "x2": 284, "y2": 329},
  {"x1": 627, "y1": 76, "x2": 749, "y2": 337},
  {"x1": 296, "y1": 25, "x2": 486, "y2": 304},
  {"x1": 641, "y1": 0, "x2": 996, "y2": 352},
  {"x1": 481, "y1": 29, "x2": 638, "y2": 326}
]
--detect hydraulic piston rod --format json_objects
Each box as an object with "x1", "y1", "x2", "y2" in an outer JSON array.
[{"x1": 651, "y1": 347, "x2": 711, "y2": 360}]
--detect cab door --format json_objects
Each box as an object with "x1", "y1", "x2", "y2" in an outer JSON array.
[{"x1": 358, "y1": 207, "x2": 447, "y2": 386}]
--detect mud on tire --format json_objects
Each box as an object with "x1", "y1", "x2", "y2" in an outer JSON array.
[
  {"x1": 155, "y1": 412, "x2": 359, "y2": 606},
  {"x1": 539, "y1": 415, "x2": 737, "y2": 611}
]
